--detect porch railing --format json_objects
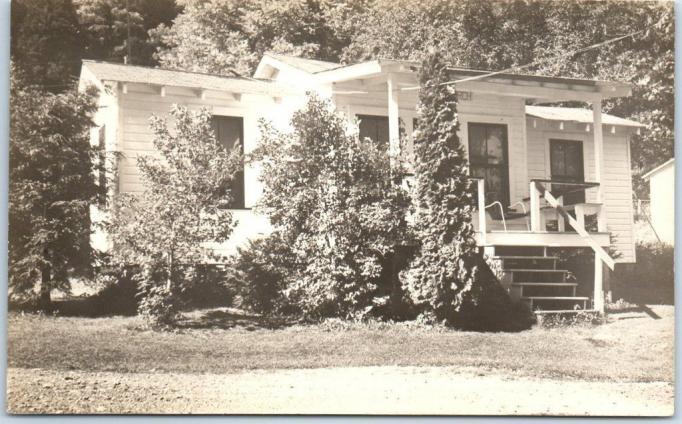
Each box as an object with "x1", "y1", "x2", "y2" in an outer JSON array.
[
  {"x1": 471, "y1": 177, "x2": 607, "y2": 239},
  {"x1": 528, "y1": 179, "x2": 605, "y2": 233}
]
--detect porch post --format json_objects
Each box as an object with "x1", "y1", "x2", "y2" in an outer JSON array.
[
  {"x1": 530, "y1": 181, "x2": 541, "y2": 232},
  {"x1": 387, "y1": 73, "x2": 401, "y2": 163},
  {"x1": 592, "y1": 100, "x2": 607, "y2": 232},
  {"x1": 477, "y1": 178, "x2": 487, "y2": 244},
  {"x1": 594, "y1": 251, "x2": 605, "y2": 314}
]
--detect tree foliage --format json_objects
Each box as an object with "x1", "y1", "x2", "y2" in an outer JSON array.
[
  {"x1": 151, "y1": 0, "x2": 345, "y2": 76},
  {"x1": 75, "y1": 0, "x2": 180, "y2": 65},
  {"x1": 331, "y1": 0, "x2": 673, "y2": 196},
  {"x1": 106, "y1": 106, "x2": 240, "y2": 325},
  {"x1": 9, "y1": 66, "x2": 102, "y2": 309},
  {"x1": 10, "y1": 0, "x2": 85, "y2": 91},
  {"x1": 252, "y1": 95, "x2": 409, "y2": 319}
]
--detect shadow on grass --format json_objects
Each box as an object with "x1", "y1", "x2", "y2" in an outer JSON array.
[
  {"x1": 174, "y1": 308, "x2": 295, "y2": 330},
  {"x1": 606, "y1": 304, "x2": 662, "y2": 320},
  {"x1": 8, "y1": 294, "x2": 137, "y2": 318}
]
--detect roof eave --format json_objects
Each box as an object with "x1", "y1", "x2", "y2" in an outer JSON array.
[{"x1": 642, "y1": 158, "x2": 675, "y2": 180}]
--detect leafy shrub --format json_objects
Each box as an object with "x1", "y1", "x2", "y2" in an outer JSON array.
[
  {"x1": 612, "y1": 242, "x2": 674, "y2": 305},
  {"x1": 550, "y1": 241, "x2": 674, "y2": 305},
  {"x1": 252, "y1": 95, "x2": 410, "y2": 320},
  {"x1": 606, "y1": 297, "x2": 638, "y2": 312},
  {"x1": 226, "y1": 234, "x2": 297, "y2": 316},
  {"x1": 106, "y1": 106, "x2": 240, "y2": 326},
  {"x1": 88, "y1": 267, "x2": 139, "y2": 315},
  {"x1": 538, "y1": 310, "x2": 603, "y2": 328},
  {"x1": 177, "y1": 265, "x2": 235, "y2": 310}
]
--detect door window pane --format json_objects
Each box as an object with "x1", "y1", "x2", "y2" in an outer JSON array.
[
  {"x1": 468, "y1": 123, "x2": 509, "y2": 206},
  {"x1": 550, "y1": 143, "x2": 566, "y2": 176},
  {"x1": 565, "y1": 144, "x2": 581, "y2": 177},
  {"x1": 486, "y1": 128, "x2": 504, "y2": 165},
  {"x1": 468, "y1": 124, "x2": 486, "y2": 161}
]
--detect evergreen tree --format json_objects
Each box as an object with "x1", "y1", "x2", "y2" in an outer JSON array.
[
  {"x1": 400, "y1": 51, "x2": 481, "y2": 324},
  {"x1": 10, "y1": 0, "x2": 84, "y2": 91},
  {"x1": 9, "y1": 66, "x2": 103, "y2": 309},
  {"x1": 106, "y1": 106, "x2": 240, "y2": 325}
]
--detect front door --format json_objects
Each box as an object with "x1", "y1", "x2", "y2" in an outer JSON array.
[
  {"x1": 549, "y1": 139, "x2": 585, "y2": 205},
  {"x1": 468, "y1": 123, "x2": 510, "y2": 207}
]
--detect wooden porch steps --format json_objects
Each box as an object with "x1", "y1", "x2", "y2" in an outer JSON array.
[{"x1": 488, "y1": 248, "x2": 592, "y2": 313}]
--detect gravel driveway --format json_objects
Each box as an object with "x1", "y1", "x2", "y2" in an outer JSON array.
[{"x1": 7, "y1": 366, "x2": 674, "y2": 416}]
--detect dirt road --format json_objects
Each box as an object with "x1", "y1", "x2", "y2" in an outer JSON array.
[{"x1": 7, "y1": 366, "x2": 674, "y2": 415}]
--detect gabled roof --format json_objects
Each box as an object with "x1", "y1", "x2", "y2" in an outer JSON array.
[
  {"x1": 81, "y1": 60, "x2": 291, "y2": 96},
  {"x1": 642, "y1": 158, "x2": 675, "y2": 180},
  {"x1": 262, "y1": 52, "x2": 341, "y2": 73},
  {"x1": 526, "y1": 106, "x2": 644, "y2": 128}
]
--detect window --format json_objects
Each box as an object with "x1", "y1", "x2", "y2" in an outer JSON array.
[
  {"x1": 467, "y1": 123, "x2": 510, "y2": 207},
  {"x1": 550, "y1": 139, "x2": 585, "y2": 205},
  {"x1": 98, "y1": 125, "x2": 106, "y2": 206},
  {"x1": 211, "y1": 116, "x2": 245, "y2": 209},
  {"x1": 357, "y1": 114, "x2": 389, "y2": 149}
]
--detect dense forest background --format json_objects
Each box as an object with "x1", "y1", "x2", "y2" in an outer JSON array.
[{"x1": 10, "y1": 0, "x2": 674, "y2": 196}]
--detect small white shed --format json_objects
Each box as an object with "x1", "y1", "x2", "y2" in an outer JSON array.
[{"x1": 642, "y1": 158, "x2": 675, "y2": 245}]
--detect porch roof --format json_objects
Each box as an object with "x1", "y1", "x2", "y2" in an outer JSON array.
[
  {"x1": 642, "y1": 158, "x2": 675, "y2": 180},
  {"x1": 526, "y1": 106, "x2": 644, "y2": 128},
  {"x1": 257, "y1": 53, "x2": 633, "y2": 101}
]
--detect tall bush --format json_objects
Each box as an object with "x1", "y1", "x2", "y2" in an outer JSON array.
[
  {"x1": 252, "y1": 95, "x2": 409, "y2": 319},
  {"x1": 106, "y1": 106, "x2": 240, "y2": 325},
  {"x1": 400, "y1": 51, "x2": 480, "y2": 323}
]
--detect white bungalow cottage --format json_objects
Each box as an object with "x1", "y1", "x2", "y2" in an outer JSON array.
[{"x1": 79, "y1": 53, "x2": 644, "y2": 314}]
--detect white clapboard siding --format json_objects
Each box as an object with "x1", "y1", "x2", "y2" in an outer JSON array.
[{"x1": 110, "y1": 88, "x2": 298, "y2": 254}]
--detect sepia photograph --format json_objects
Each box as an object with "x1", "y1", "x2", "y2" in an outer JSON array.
[{"x1": 3, "y1": 0, "x2": 676, "y2": 416}]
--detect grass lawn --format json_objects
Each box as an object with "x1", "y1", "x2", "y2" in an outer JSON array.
[{"x1": 7, "y1": 305, "x2": 673, "y2": 383}]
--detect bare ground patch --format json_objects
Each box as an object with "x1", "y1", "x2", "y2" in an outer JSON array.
[{"x1": 7, "y1": 366, "x2": 673, "y2": 415}]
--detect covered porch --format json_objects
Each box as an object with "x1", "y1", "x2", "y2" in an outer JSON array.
[{"x1": 320, "y1": 60, "x2": 633, "y2": 314}]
